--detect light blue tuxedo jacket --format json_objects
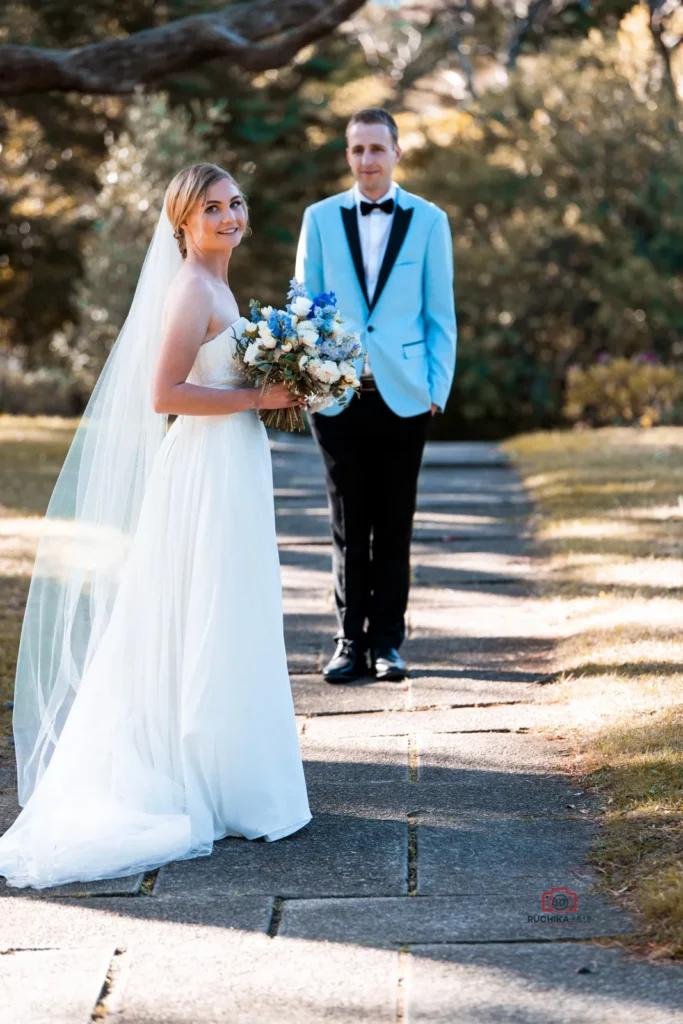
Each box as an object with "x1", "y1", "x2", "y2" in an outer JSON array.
[{"x1": 295, "y1": 185, "x2": 457, "y2": 417}]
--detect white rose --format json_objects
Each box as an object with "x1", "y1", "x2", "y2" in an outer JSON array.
[
  {"x1": 260, "y1": 305, "x2": 274, "y2": 319},
  {"x1": 257, "y1": 322, "x2": 277, "y2": 349},
  {"x1": 281, "y1": 342, "x2": 292, "y2": 353},
  {"x1": 243, "y1": 340, "x2": 263, "y2": 365},
  {"x1": 244, "y1": 321, "x2": 259, "y2": 337},
  {"x1": 322, "y1": 360, "x2": 342, "y2": 383},
  {"x1": 338, "y1": 360, "x2": 358, "y2": 383},
  {"x1": 290, "y1": 295, "x2": 314, "y2": 318},
  {"x1": 305, "y1": 356, "x2": 325, "y2": 380},
  {"x1": 296, "y1": 321, "x2": 319, "y2": 349},
  {"x1": 311, "y1": 359, "x2": 341, "y2": 385}
]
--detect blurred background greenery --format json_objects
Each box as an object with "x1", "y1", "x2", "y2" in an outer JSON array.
[{"x1": 1, "y1": 0, "x2": 682, "y2": 438}]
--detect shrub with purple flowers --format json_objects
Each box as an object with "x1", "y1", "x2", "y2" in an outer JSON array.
[{"x1": 231, "y1": 280, "x2": 363, "y2": 432}]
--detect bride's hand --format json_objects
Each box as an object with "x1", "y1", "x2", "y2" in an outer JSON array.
[{"x1": 257, "y1": 382, "x2": 306, "y2": 411}]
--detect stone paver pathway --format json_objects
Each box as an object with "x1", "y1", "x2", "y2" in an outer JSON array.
[{"x1": 2, "y1": 438, "x2": 682, "y2": 1022}]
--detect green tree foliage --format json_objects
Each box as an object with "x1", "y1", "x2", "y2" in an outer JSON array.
[
  {"x1": 0, "y1": 0, "x2": 187, "y2": 365},
  {"x1": 60, "y1": 96, "x2": 216, "y2": 387},
  {"x1": 0, "y1": 1, "x2": 355, "y2": 374},
  {"x1": 401, "y1": 12, "x2": 683, "y2": 438},
  {"x1": 0, "y1": 99, "x2": 105, "y2": 366},
  {"x1": 2, "y1": 2, "x2": 683, "y2": 436}
]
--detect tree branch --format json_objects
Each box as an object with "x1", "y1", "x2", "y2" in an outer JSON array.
[
  {"x1": 503, "y1": 0, "x2": 592, "y2": 69},
  {"x1": 0, "y1": 0, "x2": 366, "y2": 96},
  {"x1": 648, "y1": 0, "x2": 682, "y2": 102},
  {"x1": 505, "y1": 0, "x2": 551, "y2": 68}
]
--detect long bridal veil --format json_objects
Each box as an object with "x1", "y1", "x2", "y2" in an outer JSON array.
[{"x1": 13, "y1": 202, "x2": 182, "y2": 805}]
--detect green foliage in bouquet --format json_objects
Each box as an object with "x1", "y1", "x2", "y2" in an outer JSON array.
[{"x1": 564, "y1": 357, "x2": 683, "y2": 428}]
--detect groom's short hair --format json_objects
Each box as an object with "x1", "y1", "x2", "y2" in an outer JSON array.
[{"x1": 346, "y1": 108, "x2": 399, "y2": 146}]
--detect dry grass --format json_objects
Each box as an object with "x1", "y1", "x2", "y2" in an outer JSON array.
[
  {"x1": 505, "y1": 427, "x2": 683, "y2": 960},
  {"x1": 0, "y1": 416, "x2": 77, "y2": 747}
]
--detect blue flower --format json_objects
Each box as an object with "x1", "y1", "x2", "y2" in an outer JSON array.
[
  {"x1": 279, "y1": 313, "x2": 299, "y2": 343},
  {"x1": 313, "y1": 291, "x2": 337, "y2": 309},
  {"x1": 310, "y1": 292, "x2": 339, "y2": 324},
  {"x1": 287, "y1": 278, "x2": 310, "y2": 301},
  {"x1": 267, "y1": 311, "x2": 285, "y2": 340}
]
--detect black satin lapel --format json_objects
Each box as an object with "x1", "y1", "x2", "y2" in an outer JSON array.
[
  {"x1": 369, "y1": 206, "x2": 414, "y2": 314},
  {"x1": 340, "y1": 205, "x2": 369, "y2": 308}
]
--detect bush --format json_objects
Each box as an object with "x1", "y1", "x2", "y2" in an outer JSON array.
[
  {"x1": 0, "y1": 368, "x2": 82, "y2": 417},
  {"x1": 564, "y1": 357, "x2": 683, "y2": 428}
]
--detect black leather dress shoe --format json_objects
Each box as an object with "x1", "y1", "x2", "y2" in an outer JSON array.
[
  {"x1": 371, "y1": 647, "x2": 408, "y2": 681},
  {"x1": 323, "y1": 639, "x2": 368, "y2": 684}
]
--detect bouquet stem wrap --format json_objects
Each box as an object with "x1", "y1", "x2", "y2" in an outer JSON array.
[{"x1": 259, "y1": 404, "x2": 306, "y2": 433}]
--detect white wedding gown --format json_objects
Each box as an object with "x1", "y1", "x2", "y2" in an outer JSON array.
[{"x1": 0, "y1": 325, "x2": 311, "y2": 888}]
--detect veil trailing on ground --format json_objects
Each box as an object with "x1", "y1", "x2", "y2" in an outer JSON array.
[{"x1": 13, "y1": 201, "x2": 182, "y2": 805}]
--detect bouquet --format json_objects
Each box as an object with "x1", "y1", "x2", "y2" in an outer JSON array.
[{"x1": 232, "y1": 279, "x2": 363, "y2": 432}]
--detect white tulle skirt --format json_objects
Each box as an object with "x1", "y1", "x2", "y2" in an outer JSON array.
[{"x1": 0, "y1": 408, "x2": 311, "y2": 888}]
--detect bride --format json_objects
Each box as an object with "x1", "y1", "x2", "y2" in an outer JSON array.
[{"x1": 0, "y1": 163, "x2": 312, "y2": 889}]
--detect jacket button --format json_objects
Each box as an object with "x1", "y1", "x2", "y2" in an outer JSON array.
[{"x1": 367, "y1": 326, "x2": 375, "y2": 333}]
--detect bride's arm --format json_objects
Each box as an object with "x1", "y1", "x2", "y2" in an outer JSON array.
[{"x1": 151, "y1": 275, "x2": 300, "y2": 416}]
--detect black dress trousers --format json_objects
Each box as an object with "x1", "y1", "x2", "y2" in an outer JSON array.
[{"x1": 311, "y1": 390, "x2": 430, "y2": 650}]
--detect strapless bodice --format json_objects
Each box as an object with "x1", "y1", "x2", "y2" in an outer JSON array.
[{"x1": 186, "y1": 319, "x2": 247, "y2": 388}]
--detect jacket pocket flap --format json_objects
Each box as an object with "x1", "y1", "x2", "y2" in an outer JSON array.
[{"x1": 403, "y1": 340, "x2": 427, "y2": 359}]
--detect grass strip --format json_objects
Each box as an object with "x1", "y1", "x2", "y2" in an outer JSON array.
[{"x1": 505, "y1": 427, "x2": 683, "y2": 960}]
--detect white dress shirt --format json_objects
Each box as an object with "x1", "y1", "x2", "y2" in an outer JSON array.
[{"x1": 354, "y1": 181, "x2": 397, "y2": 378}]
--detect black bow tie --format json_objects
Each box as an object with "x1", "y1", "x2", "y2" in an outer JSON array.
[{"x1": 360, "y1": 198, "x2": 395, "y2": 217}]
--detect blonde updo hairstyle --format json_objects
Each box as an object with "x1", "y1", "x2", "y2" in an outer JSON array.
[{"x1": 165, "y1": 163, "x2": 251, "y2": 258}]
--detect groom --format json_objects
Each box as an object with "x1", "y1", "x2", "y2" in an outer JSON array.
[{"x1": 295, "y1": 108, "x2": 457, "y2": 684}]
